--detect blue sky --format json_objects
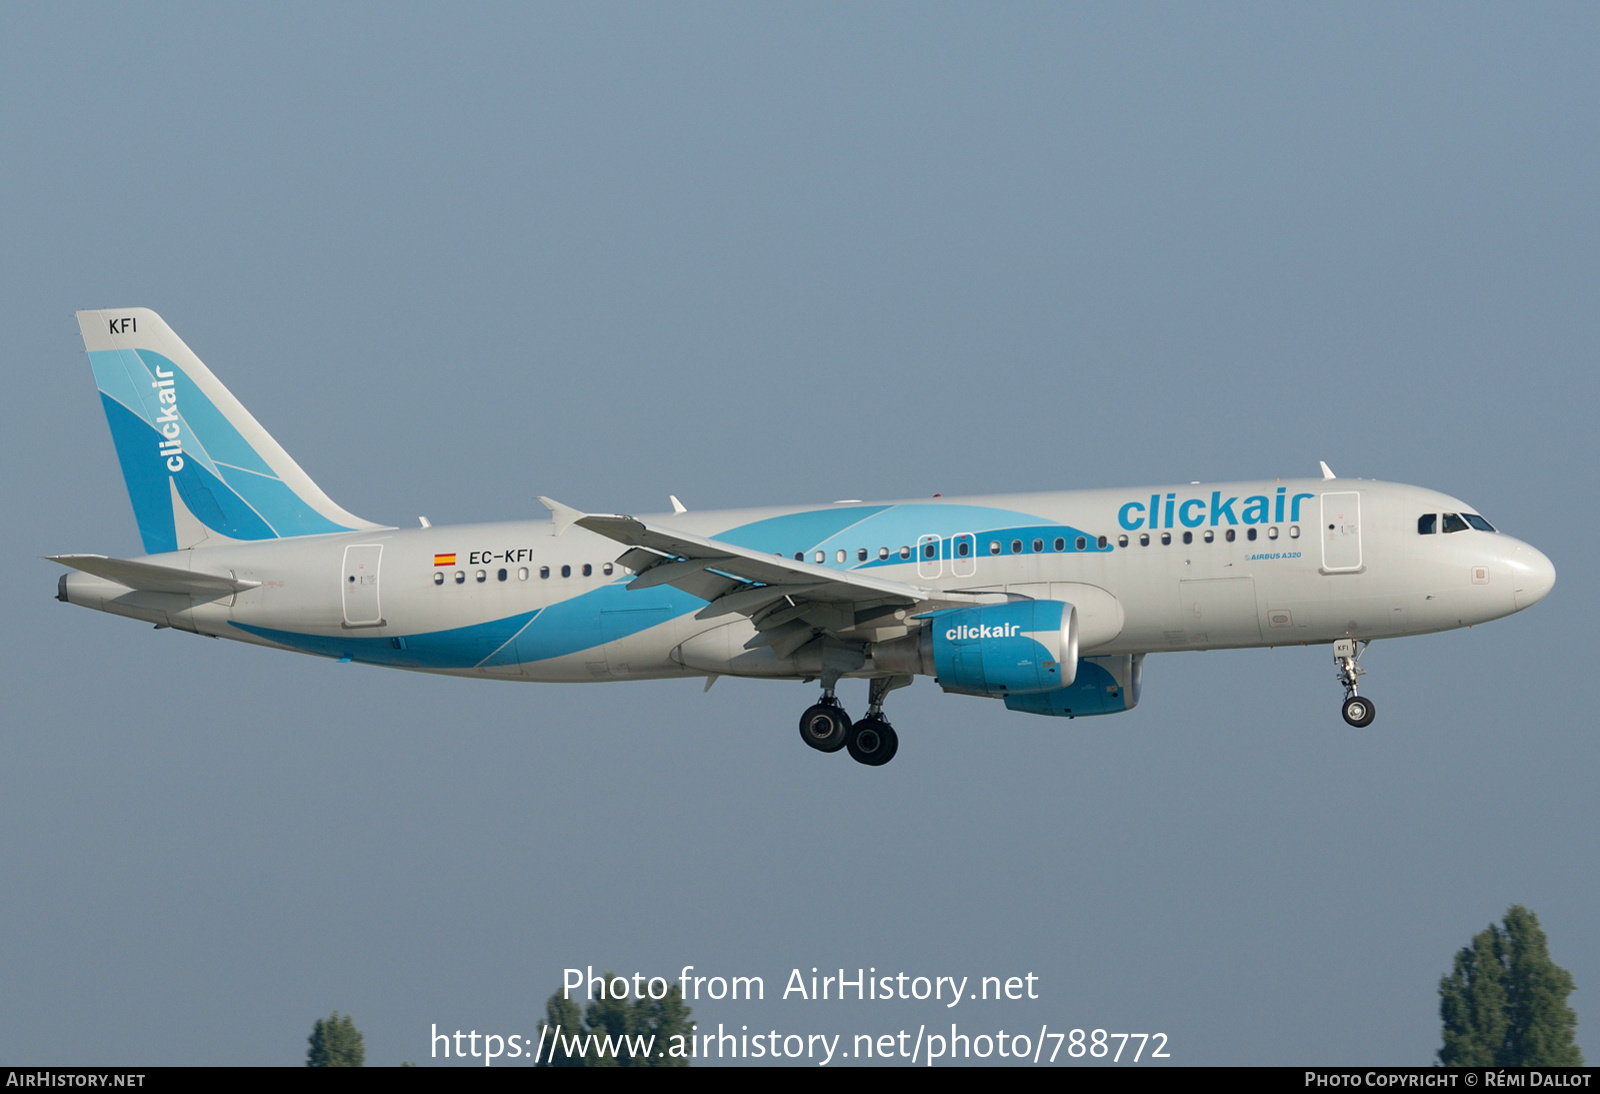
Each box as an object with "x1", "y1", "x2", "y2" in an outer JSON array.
[{"x1": 2, "y1": 3, "x2": 1594, "y2": 1066}]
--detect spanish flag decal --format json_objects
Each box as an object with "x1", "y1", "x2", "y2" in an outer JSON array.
[{"x1": 433, "y1": 553, "x2": 456, "y2": 567}]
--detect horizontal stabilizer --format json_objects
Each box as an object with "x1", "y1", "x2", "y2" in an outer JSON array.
[{"x1": 47, "y1": 554, "x2": 260, "y2": 597}]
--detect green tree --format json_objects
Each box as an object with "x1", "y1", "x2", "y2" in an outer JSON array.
[
  {"x1": 540, "y1": 989, "x2": 588, "y2": 1067},
  {"x1": 307, "y1": 1012, "x2": 366, "y2": 1067},
  {"x1": 1438, "y1": 906, "x2": 1582, "y2": 1066},
  {"x1": 582, "y1": 984, "x2": 646, "y2": 1067},
  {"x1": 641, "y1": 987, "x2": 694, "y2": 1069},
  {"x1": 537, "y1": 973, "x2": 693, "y2": 1067}
]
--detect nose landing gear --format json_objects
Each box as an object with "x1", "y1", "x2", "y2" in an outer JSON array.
[{"x1": 1334, "y1": 638, "x2": 1376, "y2": 727}]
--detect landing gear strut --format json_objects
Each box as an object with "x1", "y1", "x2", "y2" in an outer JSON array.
[
  {"x1": 798, "y1": 675, "x2": 910, "y2": 766},
  {"x1": 1334, "y1": 638, "x2": 1376, "y2": 727},
  {"x1": 845, "y1": 675, "x2": 909, "y2": 766}
]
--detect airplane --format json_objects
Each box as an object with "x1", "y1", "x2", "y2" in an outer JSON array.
[{"x1": 53, "y1": 309, "x2": 1556, "y2": 767}]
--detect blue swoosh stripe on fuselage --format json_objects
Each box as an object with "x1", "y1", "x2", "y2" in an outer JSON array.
[
  {"x1": 712, "y1": 506, "x2": 893, "y2": 553},
  {"x1": 228, "y1": 508, "x2": 1110, "y2": 670},
  {"x1": 852, "y1": 523, "x2": 1113, "y2": 569},
  {"x1": 713, "y1": 503, "x2": 1113, "y2": 571},
  {"x1": 229, "y1": 583, "x2": 705, "y2": 669}
]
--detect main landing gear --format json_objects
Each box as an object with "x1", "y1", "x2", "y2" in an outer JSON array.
[
  {"x1": 798, "y1": 696, "x2": 850, "y2": 753},
  {"x1": 1334, "y1": 638, "x2": 1376, "y2": 728},
  {"x1": 798, "y1": 675, "x2": 909, "y2": 767}
]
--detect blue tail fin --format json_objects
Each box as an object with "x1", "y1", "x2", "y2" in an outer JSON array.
[{"x1": 77, "y1": 308, "x2": 384, "y2": 554}]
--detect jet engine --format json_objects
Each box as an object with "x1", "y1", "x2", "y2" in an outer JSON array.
[
  {"x1": 872, "y1": 600, "x2": 1079, "y2": 697},
  {"x1": 1002, "y1": 654, "x2": 1143, "y2": 718}
]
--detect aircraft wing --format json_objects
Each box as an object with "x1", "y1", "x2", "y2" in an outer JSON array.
[{"x1": 540, "y1": 498, "x2": 1003, "y2": 657}]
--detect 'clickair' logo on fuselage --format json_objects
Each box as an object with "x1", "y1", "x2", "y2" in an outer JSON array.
[
  {"x1": 151, "y1": 364, "x2": 184, "y2": 472},
  {"x1": 1117, "y1": 487, "x2": 1315, "y2": 531}
]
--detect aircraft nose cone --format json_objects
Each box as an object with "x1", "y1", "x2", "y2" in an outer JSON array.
[{"x1": 1509, "y1": 542, "x2": 1556, "y2": 610}]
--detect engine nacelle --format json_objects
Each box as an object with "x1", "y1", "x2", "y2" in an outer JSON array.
[
  {"x1": 928, "y1": 600, "x2": 1078, "y2": 697},
  {"x1": 1002, "y1": 654, "x2": 1143, "y2": 718}
]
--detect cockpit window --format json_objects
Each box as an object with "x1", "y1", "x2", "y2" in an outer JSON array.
[
  {"x1": 1417, "y1": 514, "x2": 1437, "y2": 535},
  {"x1": 1442, "y1": 512, "x2": 1469, "y2": 534},
  {"x1": 1464, "y1": 513, "x2": 1496, "y2": 532}
]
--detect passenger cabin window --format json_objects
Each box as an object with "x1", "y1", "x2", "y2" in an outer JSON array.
[
  {"x1": 1247, "y1": 528, "x2": 1257, "y2": 541},
  {"x1": 1225, "y1": 529, "x2": 1236, "y2": 542},
  {"x1": 1182, "y1": 531, "x2": 1192, "y2": 545},
  {"x1": 1011, "y1": 540, "x2": 1022, "y2": 554},
  {"x1": 1139, "y1": 533, "x2": 1149, "y2": 546},
  {"x1": 1203, "y1": 530, "x2": 1214, "y2": 543},
  {"x1": 582, "y1": 563, "x2": 592, "y2": 576},
  {"x1": 1054, "y1": 537, "x2": 1065, "y2": 551},
  {"x1": 923, "y1": 543, "x2": 936, "y2": 559},
  {"x1": 455, "y1": 571, "x2": 466, "y2": 584},
  {"x1": 1161, "y1": 532, "x2": 1171, "y2": 545},
  {"x1": 497, "y1": 568, "x2": 507, "y2": 581},
  {"x1": 858, "y1": 548, "x2": 868, "y2": 562},
  {"x1": 1118, "y1": 535, "x2": 1129, "y2": 547},
  {"x1": 1033, "y1": 539, "x2": 1044, "y2": 553},
  {"x1": 1268, "y1": 527, "x2": 1279, "y2": 540},
  {"x1": 878, "y1": 547, "x2": 889, "y2": 560},
  {"x1": 1442, "y1": 513, "x2": 1469, "y2": 534},
  {"x1": 1289, "y1": 526, "x2": 1300, "y2": 539},
  {"x1": 433, "y1": 571, "x2": 445, "y2": 585},
  {"x1": 561, "y1": 564, "x2": 571, "y2": 577},
  {"x1": 603, "y1": 563, "x2": 614, "y2": 575},
  {"x1": 1418, "y1": 514, "x2": 1437, "y2": 535},
  {"x1": 476, "y1": 570, "x2": 487, "y2": 583},
  {"x1": 899, "y1": 546, "x2": 911, "y2": 560},
  {"x1": 989, "y1": 541, "x2": 1001, "y2": 555},
  {"x1": 1097, "y1": 535, "x2": 1107, "y2": 549},
  {"x1": 956, "y1": 540, "x2": 971, "y2": 557},
  {"x1": 1075, "y1": 536, "x2": 1087, "y2": 550}
]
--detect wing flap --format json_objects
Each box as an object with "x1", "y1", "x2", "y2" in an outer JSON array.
[
  {"x1": 616, "y1": 547, "x2": 668, "y2": 574},
  {"x1": 694, "y1": 583, "x2": 823, "y2": 621},
  {"x1": 626, "y1": 556, "x2": 736, "y2": 590},
  {"x1": 743, "y1": 619, "x2": 814, "y2": 651}
]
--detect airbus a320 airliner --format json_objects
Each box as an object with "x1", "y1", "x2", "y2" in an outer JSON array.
[{"x1": 54, "y1": 310, "x2": 1556, "y2": 767}]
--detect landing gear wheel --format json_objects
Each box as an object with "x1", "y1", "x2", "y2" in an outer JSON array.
[
  {"x1": 846, "y1": 714, "x2": 899, "y2": 767},
  {"x1": 1342, "y1": 695, "x2": 1376, "y2": 728},
  {"x1": 799, "y1": 701, "x2": 851, "y2": 753},
  {"x1": 1332, "y1": 640, "x2": 1376, "y2": 727}
]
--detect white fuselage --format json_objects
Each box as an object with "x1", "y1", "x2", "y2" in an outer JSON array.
[{"x1": 59, "y1": 478, "x2": 1556, "y2": 685}]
